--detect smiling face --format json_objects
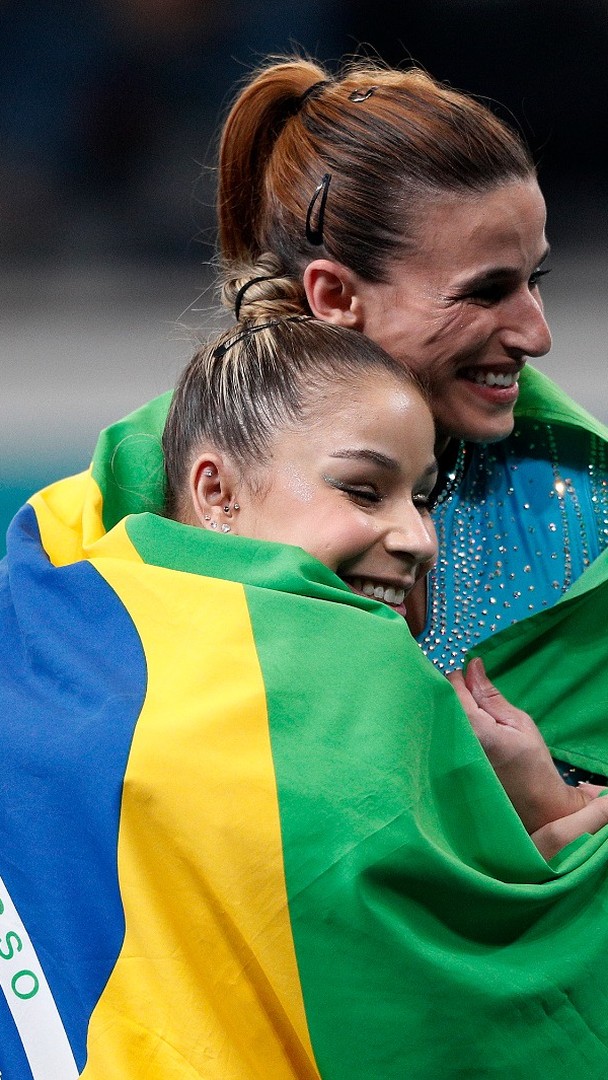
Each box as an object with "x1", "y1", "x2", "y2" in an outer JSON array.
[
  {"x1": 191, "y1": 370, "x2": 438, "y2": 618},
  {"x1": 353, "y1": 179, "x2": 552, "y2": 447}
]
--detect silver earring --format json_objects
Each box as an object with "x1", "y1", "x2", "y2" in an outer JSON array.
[
  {"x1": 221, "y1": 523, "x2": 231, "y2": 533},
  {"x1": 203, "y1": 513, "x2": 211, "y2": 521},
  {"x1": 203, "y1": 467, "x2": 214, "y2": 477},
  {"x1": 233, "y1": 502, "x2": 240, "y2": 511},
  {"x1": 209, "y1": 521, "x2": 218, "y2": 530},
  {"x1": 223, "y1": 504, "x2": 231, "y2": 513}
]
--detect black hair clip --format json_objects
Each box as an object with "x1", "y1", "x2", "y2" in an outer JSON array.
[
  {"x1": 348, "y1": 87, "x2": 378, "y2": 103},
  {"x1": 305, "y1": 173, "x2": 331, "y2": 247},
  {"x1": 212, "y1": 316, "x2": 308, "y2": 359},
  {"x1": 233, "y1": 275, "x2": 274, "y2": 321}
]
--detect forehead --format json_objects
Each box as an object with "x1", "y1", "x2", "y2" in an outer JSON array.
[
  {"x1": 410, "y1": 179, "x2": 547, "y2": 272},
  {"x1": 277, "y1": 370, "x2": 435, "y2": 466}
]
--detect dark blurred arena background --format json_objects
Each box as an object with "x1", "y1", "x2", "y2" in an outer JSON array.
[{"x1": 2, "y1": 0, "x2": 607, "y2": 552}]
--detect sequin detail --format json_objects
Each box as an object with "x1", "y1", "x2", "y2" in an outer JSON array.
[{"x1": 418, "y1": 421, "x2": 608, "y2": 671}]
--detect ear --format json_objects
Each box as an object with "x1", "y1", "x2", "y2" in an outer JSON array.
[
  {"x1": 189, "y1": 452, "x2": 240, "y2": 533},
  {"x1": 303, "y1": 259, "x2": 365, "y2": 329}
]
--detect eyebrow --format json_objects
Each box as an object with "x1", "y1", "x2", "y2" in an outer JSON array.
[
  {"x1": 330, "y1": 449, "x2": 439, "y2": 480},
  {"x1": 329, "y1": 448, "x2": 400, "y2": 469},
  {"x1": 460, "y1": 244, "x2": 551, "y2": 289}
]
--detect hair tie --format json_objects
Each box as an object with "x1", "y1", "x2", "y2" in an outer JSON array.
[
  {"x1": 234, "y1": 275, "x2": 275, "y2": 321},
  {"x1": 297, "y1": 80, "x2": 330, "y2": 109}
]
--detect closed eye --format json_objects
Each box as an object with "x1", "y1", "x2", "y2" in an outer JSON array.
[{"x1": 323, "y1": 476, "x2": 382, "y2": 504}]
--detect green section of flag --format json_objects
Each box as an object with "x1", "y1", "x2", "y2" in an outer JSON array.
[
  {"x1": 517, "y1": 365, "x2": 608, "y2": 439},
  {"x1": 245, "y1": 568, "x2": 608, "y2": 1078},
  {"x1": 91, "y1": 391, "x2": 172, "y2": 533},
  {"x1": 124, "y1": 511, "x2": 390, "y2": 613}
]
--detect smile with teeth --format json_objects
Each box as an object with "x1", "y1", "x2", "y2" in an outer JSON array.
[
  {"x1": 466, "y1": 369, "x2": 519, "y2": 387},
  {"x1": 349, "y1": 578, "x2": 406, "y2": 606}
]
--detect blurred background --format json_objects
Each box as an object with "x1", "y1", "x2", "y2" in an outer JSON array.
[{"x1": 2, "y1": 0, "x2": 607, "y2": 552}]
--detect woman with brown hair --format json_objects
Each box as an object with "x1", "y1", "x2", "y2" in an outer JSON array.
[
  {"x1": 215, "y1": 59, "x2": 551, "y2": 641},
  {"x1": 212, "y1": 56, "x2": 608, "y2": 783}
]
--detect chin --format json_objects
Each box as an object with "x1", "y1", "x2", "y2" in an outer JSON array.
[
  {"x1": 437, "y1": 408, "x2": 516, "y2": 446},
  {"x1": 470, "y1": 413, "x2": 517, "y2": 444}
]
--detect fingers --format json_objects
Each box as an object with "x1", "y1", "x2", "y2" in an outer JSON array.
[
  {"x1": 447, "y1": 669, "x2": 485, "y2": 727},
  {"x1": 464, "y1": 657, "x2": 530, "y2": 731},
  {"x1": 464, "y1": 658, "x2": 514, "y2": 723},
  {"x1": 447, "y1": 665, "x2": 509, "y2": 760},
  {"x1": 532, "y1": 793, "x2": 608, "y2": 860},
  {"x1": 446, "y1": 668, "x2": 468, "y2": 700},
  {"x1": 449, "y1": 665, "x2": 492, "y2": 725},
  {"x1": 451, "y1": 663, "x2": 608, "y2": 844},
  {"x1": 579, "y1": 782, "x2": 608, "y2": 801}
]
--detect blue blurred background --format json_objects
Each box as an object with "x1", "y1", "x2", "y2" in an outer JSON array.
[{"x1": 2, "y1": 0, "x2": 607, "y2": 553}]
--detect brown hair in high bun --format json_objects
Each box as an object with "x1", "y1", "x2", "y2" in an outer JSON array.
[{"x1": 217, "y1": 56, "x2": 535, "y2": 288}]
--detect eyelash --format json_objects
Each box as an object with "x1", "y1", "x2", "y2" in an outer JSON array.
[
  {"x1": 324, "y1": 476, "x2": 381, "y2": 504},
  {"x1": 326, "y1": 477, "x2": 435, "y2": 513},
  {"x1": 341, "y1": 485, "x2": 434, "y2": 514},
  {"x1": 343, "y1": 486, "x2": 382, "y2": 505},
  {"x1": 528, "y1": 267, "x2": 551, "y2": 289}
]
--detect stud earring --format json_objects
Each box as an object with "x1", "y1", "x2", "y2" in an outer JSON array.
[
  {"x1": 209, "y1": 521, "x2": 218, "y2": 530},
  {"x1": 203, "y1": 467, "x2": 214, "y2": 477},
  {"x1": 223, "y1": 504, "x2": 231, "y2": 513},
  {"x1": 203, "y1": 513, "x2": 211, "y2": 521},
  {"x1": 221, "y1": 524, "x2": 231, "y2": 533},
  {"x1": 233, "y1": 502, "x2": 240, "y2": 511}
]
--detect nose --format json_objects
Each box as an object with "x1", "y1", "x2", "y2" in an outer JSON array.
[
  {"x1": 503, "y1": 288, "x2": 552, "y2": 359},
  {"x1": 384, "y1": 506, "x2": 437, "y2": 568}
]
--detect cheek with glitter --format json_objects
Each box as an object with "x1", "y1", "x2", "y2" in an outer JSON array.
[{"x1": 282, "y1": 464, "x2": 315, "y2": 503}]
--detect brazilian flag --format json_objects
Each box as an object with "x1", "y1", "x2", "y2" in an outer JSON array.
[{"x1": 3, "y1": 371, "x2": 608, "y2": 1078}]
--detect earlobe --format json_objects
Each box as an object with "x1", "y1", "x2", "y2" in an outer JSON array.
[
  {"x1": 189, "y1": 454, "x2": 239, "y2": 533},
  {"x1": 303, "y1": 259, "x2": 364, "y2": 329}
]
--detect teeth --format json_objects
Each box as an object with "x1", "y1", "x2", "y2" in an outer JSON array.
[
  {"x1": 471, "y1": 371, "x2": 518, "y2": 387},
  {"x1": 350, "y1": 578, "x2": 406, "y2": 606}
]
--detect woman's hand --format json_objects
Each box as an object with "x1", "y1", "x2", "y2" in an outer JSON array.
[
  {"x1": 530, "y1": 797, "x2": 608, "y2": 860},
  {"x1": 448, "y1": 657, "x2": 608, "y2": 858}
]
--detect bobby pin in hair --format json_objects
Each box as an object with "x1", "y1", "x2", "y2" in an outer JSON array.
[
  {"x1": 212, "y1": 315, "x2": 309, "y2": 360},
  {"x1": 234, "y1": 275, "x2": 276, "y2": 321},
  {"x1": 305, "y1": 173, "x2": 331, "y2": 247},
  {"x1": 348, "y1": 87, "x2": 378, "y2": 103}
]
